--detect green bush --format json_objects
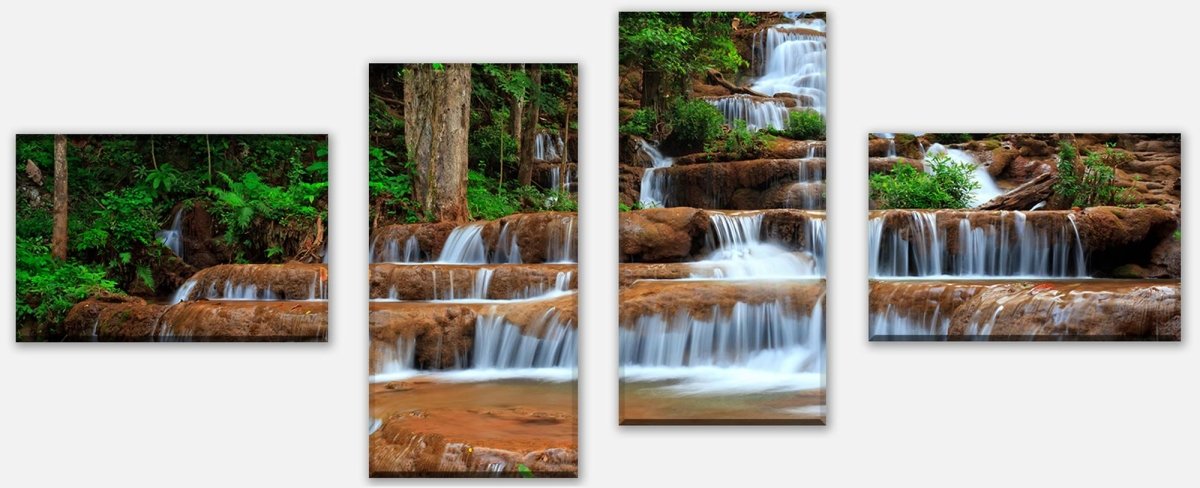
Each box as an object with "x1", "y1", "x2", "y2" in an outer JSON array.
[
  {"x1": 16, "y1": 237, "x2": 117, "y2": 332},
  {"x1": 668, "y1": 99, "x2": 724, "y2": 149},
  {"x1": 783, "y1": 109, "x2": 825, "y2": 140},
  {"x1": 467, "y1": 170, "x2": 521, "y2": 220},
  {"x1": 1053, "y1": 141, "x2": 1127, "y2": 207},
  {"x1": 208, "y1": 170, "x2": 327, "y2": 259},
  {"x1": 869, "y1": 153, "x2": 980, "y2": 209},
  {"x1": 620, "y1": 108, "x2": 658, "y2": 139},
  {"x1": 711, "y1": 119, "x2": 763, "y2": 159}
]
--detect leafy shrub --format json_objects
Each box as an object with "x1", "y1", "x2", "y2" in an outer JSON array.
[
  {"x1": 16, "y1": 237, "x2": 117, "y2": 331},
  {"x1": 1053, "y1": 141, "x2": 1127, "y2": 207},
  {"x1": 668, "y1": 99, "x2": 724, "y2": 150},
  {"x1": 620, "y1": 108, "x2": 658, "y2": 139},
  {"x1": 782, "y1": 109, "x2": 825, "y2": 140},
  {"x1": 208, "y1": 171, "x2": 327, "y2": 258},
  {"x1": 369, "y1": 146, "x2": 416, "y2": 222},
  {"x1": 711, "y1": 119, "x2": 764, "y2": 159},
  {"x1": 466, "y1": 170, "x2": 521, "y2": 220},
  {"x1": 869, "y1": 153, "x2": 980, "y2": 209},
  {"x1": 74, "y1": 187, "x2": 163, "y2": 269}
]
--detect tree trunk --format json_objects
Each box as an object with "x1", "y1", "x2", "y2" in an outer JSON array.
[
  {"x1": 404, "y1": 64, "x2": 472, "y2": 223},
  {"x1": 518, "y1": 64, "x2": 542, "y2": 186},
  {"x1": 640, "y1": 69, "x2": 664, "y2": 115},
  {"x1": 508, "y1": 63, "x2": 525, "y2": 188},
  {"x1": 52, "y1": 134, "x2": 69, "y2": 260}
]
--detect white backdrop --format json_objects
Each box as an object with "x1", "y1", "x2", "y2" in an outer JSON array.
[{"x1": 1, "y1": 1, "x2": 1195, "y2": 486}]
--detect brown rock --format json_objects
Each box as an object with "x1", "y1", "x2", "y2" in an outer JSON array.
[{"x1": 619, "y1": 207, "x2": 710, "y2": 263}]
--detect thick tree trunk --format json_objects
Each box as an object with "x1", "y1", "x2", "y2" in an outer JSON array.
[
  {"x1": 518, "y1": 65, "x2": 542, "y2": 186},
  {"x1": 404, "y1": 64, "x2": 472, "y2": 223},
  {"x1": 640, "y1": 69, "x2": 664, "y2": 115},
  {"x1": 52, "y1": 134, "x2": 68, "y2": 260}
]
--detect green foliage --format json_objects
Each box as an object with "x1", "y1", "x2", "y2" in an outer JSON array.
[
  {"x1": 468, "y1": 123, "x2": 518, "y2": 174},
  {"x1": 1053, "y1": 141, "x2": 1126, "y2": 207},
  {"x1": 517, "y1": 464, "x2": 534, "y2": 478},
  {"x1": 466, "y1": 170, "x2": 521, "y2": 220},
  {"x1": 782, "y1": 109, "x2": 825, "y2": 140},
  {"x1": 737, "y1": 12, "x2": 759, "y2": 27},
  {"x1": 869, "y1": 153, "x2": 981, "y2": 209},
  {"x1": 207, "y1": 171, "x2": 326, "y2": 251},
  {"x1": 711, "y1": 119, "x2": 764, "y2": 159},
  {"x1": 369, "y1": 146, "x2": 416, "y2": 222},
  {"x1": 620, "y1": 108, "x2": 658, "y2": 139},
  {"x1": 137, "y1": 164, "x2": 188, "y2": 198},
  {"x1": 15, "y1": 238, "x2": 117, "y2": 330},
  {"x1": 74, "y1": 187, "x2": 163, "y2": 265},
  {"x1": 619, "y1": 202, "x2": 632, "y2": 212},
  {"x1": 668, "y1": 99, "x2": 724, "y2": 150},
  {"x1": 619, "y1": 12, "x2": 746, "y2": 101}
]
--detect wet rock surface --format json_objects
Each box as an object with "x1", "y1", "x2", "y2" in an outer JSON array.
[
  {"x1": 180, "y1": 263, "x2": 328, "y2": 300},
  {"x1": 369, "y1": 380, "x2": 577, "y2": 477},
  {"x1": 370, "y1": 264, "x2": 576, "y2": 300},
  {"x1": 369, "y1": 296, "x2": 577, "y2": 372},
  {"x1": 65, "y1": 297, "x2": 327, "y2": 341},
  {"x1": 869, "y1": 280, "x2": 1180, "y2": 340},
  {"x1": 618, "y1": 279, "x2": 825, "y2": 325}
]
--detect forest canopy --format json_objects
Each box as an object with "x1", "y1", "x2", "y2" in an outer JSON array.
[
  {"x1": 369, "y1": 63, "x2": 578, "y2": 226},
  {"x1": 15, "y1": 134, "x2": 328, "y2": 339}
]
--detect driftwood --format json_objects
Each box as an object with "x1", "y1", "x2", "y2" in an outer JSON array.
[
  {"x1": 976, "y1": 172, "x2": 1058, "y2": 210},
  {"x1": 705, "y1": 69, "x2": 769, "y2": 98}
]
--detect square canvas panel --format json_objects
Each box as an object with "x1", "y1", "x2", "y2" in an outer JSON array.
[
  {"x1": 14, "y1": 134, "x2": 329, "y2": 342},
  {"x1": 367, "y1": 64, "x2": 578, "y2": 477},
  {"x1": 617, "y1": 12, "x2": 828, "y2": 425},
  {"x1": 867, "y1": 133, "x2": 1181, "y2": 341}
]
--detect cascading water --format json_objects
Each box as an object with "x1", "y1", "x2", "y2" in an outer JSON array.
[
  {"x1": 750, "y1": 15, "x2": 827, "y2": 115},
  {"x1": 638, "y1": 139, "x2": 673, "y2": 207},
  {"x1": 620, "y1": 297, "x2": 825, "y2": 394},
  {"x1": 534, "y1": 132, "x2": 563, "y2": 162},
  {"x1": 691, "y1": 212, "x2": 825, "y2": 278},
  {"x1": 707, "y1": 95, "x2": 789, "y2": 131},
  {"x1": 370, "y1": 307, "x2": 577, "y2": 383},
  {"x1": 436, "y1": 224, "x2": 488, "y2": 264},
  {"x1": 868, "y1": 210, "x2": 1087, "y2": 278},
  {"x1": 156, "y1": 208, "x2": 184, "y2": 258},
  {"x1": 925, "y1": 143, "x2": 1003, "y2": 207}
]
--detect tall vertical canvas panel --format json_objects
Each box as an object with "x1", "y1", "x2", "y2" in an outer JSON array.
[
  {"x1": 367, "y1": 64, "x2": 579, "y2": 476},
  {"x1": 617, "y1": 12, "x2": 828, "y2": 425},
  {"x1": 15, "y1": 134, "x2": 330, "y2": 342},
  {"x1": 867, "y1": 133, "x2": 1181, "y2": 341}
]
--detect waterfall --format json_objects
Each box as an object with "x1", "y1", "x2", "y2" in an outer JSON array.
[
  {"x1": 436, "y1": 224, "x2": 488, "y2": 264},
  {"x1": 620, "y1": 298, "x2": 825, "y2": 394},
  {"x1": 534, "y1": 132, "x2": 563, "y2": 162},
  {"x1": 472, "y1": 311, "x2": 577, "y2": 369},
  {"x1": 493, "y1": 222, "x2": 523, "y2": 264},
  {"x1": 156, "y1": 208, "x2": 184, "y2": 258},
  {"x1": 925, "y1": 143, "x2": 1003, "y2": 207},
  {"x1": 873, "y1": 133, "x2": 897, "y2": 157},
  {"x1": 750, "y1": 17, "x2": 827, "y2": 115},
  {"x1": 805, "y1": 142, "x2": 825, "y2": 159},
  {"x1": 546, "y1": 216, "x2": 577, "y2": 263},
  {"x1": 373, "y1": 234, "x2": 422, "y2": 263},
  {"x1": 638, "y1": 139, "x2": 674, "y2": 207},
  {"x1": 373, "y1": 336, "x2": 417, "y2": 376},
  {"x1": 707, "y1": 95, "x2": 789, "y2": 131},
  {"x1": 170, "y1": 279, "x2": 198, "y2": 304},
  {"x1": 868, "y1": 210, "x2": 1087, "y2": 278},
  {"x1": 692, "y1": 212, "x2": 824, "y2": 278}
]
